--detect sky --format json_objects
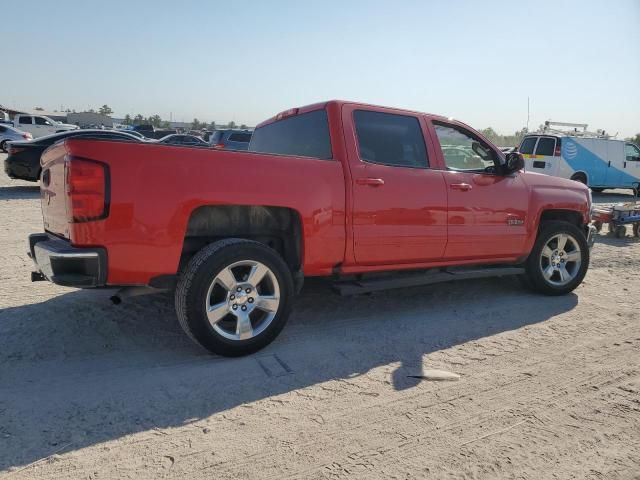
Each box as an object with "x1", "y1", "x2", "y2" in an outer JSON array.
[{"x1": 4, "y1": 0, "x2": 640, "y2": 137}]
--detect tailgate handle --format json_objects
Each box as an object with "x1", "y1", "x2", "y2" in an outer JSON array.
[
  {"x1": 450, "y1": 183, "x2": 472, "y2": 191},
  {"x1": 356, "y1": 177, "x2": 385, "y2": 187}
]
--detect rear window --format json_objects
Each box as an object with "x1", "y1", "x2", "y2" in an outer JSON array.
[
  {"x1": 519, "y1": 136, "x2": 538, "y2": 154},
  {"x1": 210, "y1": 131, "x2": 223, "y2": 143},
  {"x1": 354, "y1": 110, "x2": 428, "y2": 168},
  {"x1": 535, "y1": 137, "x2": 556, "y2": 156},
  {"x1": 228, "y1": 133, "x2": 252, "y2": 143},
  {"x1": 249, "y1": 109, "x2": 332, "y2": 160}
]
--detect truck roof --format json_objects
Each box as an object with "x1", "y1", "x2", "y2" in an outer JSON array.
[{"x1": 256, "y1": 100, "x2": 453, "y2": 129}]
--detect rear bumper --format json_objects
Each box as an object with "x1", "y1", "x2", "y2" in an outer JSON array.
[
  {"x1": 28, "y1": 233, "x2": 107, "y2": 287},
  {"x1": 586, "y1": 224, "x2": 596, "y2": 249}
]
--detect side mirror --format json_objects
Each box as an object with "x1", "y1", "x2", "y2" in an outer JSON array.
[{"x1": 505, "y1": 152, "x2": 525, "y2": 173}]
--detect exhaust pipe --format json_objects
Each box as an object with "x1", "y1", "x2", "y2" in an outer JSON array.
[{"x1": 110, "y1": 286, "x2": 166, "y2": 305}]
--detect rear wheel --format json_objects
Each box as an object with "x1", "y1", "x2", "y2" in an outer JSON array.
[
  {"x1": 591, "y1": 187, "x2": 604, "y2": 193},
  {"x1": 570, "y1": 173, "x2": 587, "y2": 185},
  {"x1": 524, "y1": 221, "x2": 589, "y2": 295},
  {"x1": 0, "y1": 140, "x2": 8, "y2": 152},
  {"x1": 175, "y1": 238, "x2": 294, "y2": 356}
]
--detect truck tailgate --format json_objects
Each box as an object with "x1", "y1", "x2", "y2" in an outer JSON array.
[{"x1": 39, "y1": 142, "x2": 70, "y2": 238}]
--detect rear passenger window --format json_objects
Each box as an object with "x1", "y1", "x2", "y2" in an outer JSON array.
[
  {"x1": 19, "y1": 116, "x2": 32, "y2": 124},
  {"x1": 210, "y1": 131, "x2": 223, "y2": 143},
  {"x1": 249, "y1": 109, "x2": 332, "y2": 159},
  {"x1": 354, "y1": 110, "x2": 428, "y2": 168},
  {"x1": 519, "y1": 137, "x2": 538, "y2": 154},
  {"x1": 535, "y1": 137, "x2": 556, "y2": 156},
  {"x1": 229, "y1": 133, "x2": 252, "y2": 142}
]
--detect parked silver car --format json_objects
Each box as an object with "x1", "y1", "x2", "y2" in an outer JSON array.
[{"x1": 0, "y1": 124, "x2": 32, "y2": 152}]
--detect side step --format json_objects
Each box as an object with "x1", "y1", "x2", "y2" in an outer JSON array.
[{"x1": 332, "y1": 266, "x2": 525, "y2": 296}]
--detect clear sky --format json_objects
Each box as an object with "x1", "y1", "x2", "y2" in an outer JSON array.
[{"x1": 5, "y1": 0, "x2": 640, "y2": 136}]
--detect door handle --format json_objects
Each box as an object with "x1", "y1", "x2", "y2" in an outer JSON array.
[
  {"x1": 356, "y1": 177, "x2": 385, "y2": 187},
  {"x1": 450, "y1": 183, "x2": 472, "y2": 191},
  {"x1": 608, "y1": 161, "x2": 611, "y2": 167},
  {"x1": 624, "y1": 161, "x2": 627, "y2": 168}
]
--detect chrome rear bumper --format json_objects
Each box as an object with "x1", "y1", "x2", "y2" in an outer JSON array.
[{"x1": 28, "y1": 233, "x2": 107, "y2": 287}]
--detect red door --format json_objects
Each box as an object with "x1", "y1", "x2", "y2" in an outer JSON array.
[
  {"x1": 429, "y1": 121, "x2": 529, "y2": 260},
  {"x1": 342, "y1": 105, "x2": 447, "y2": 266}
]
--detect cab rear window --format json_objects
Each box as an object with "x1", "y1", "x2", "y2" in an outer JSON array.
[
  {"x1": 519, "y1": 136, "x2": 537, "y2": 154},
  {"x1": 249, "y1": 109, "x2": 332, "y2": 160}
]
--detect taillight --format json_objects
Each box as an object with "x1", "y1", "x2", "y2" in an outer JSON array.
[
  {"x1": 554, "y1": 139, "x2": 561, "y2": 157},
  {"x1": 214, "y1": 143, "x2": 225, "y2": 149},
  {"x1": 22, "y1": 133, "x2": 32, "y2": 139},
  {"x1": 8, "y1": 146, "x2": 24, "y2": 155},
  {"x1": 65, "y1": 157, "x2": 109, "y2": 222}
]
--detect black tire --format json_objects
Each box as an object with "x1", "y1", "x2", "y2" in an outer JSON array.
[
  {"x1": 590, "y1": 188, "x2": 604, "y2": 193},
  {"x1": 614, "y1": 225, "x2": 626, "y2": 239},
  {"x1": 570, "y1": 173, "x2": 587, "y2": 185},
  {"x1": 0, "y1": 140, "x2": 8, "y2": 152},
  {"x1": 524, "y1": 221, "x2": 589, "y2": 296},
  {"x1": 175, "y1": 238, "x2": 294, "y2": 357}
]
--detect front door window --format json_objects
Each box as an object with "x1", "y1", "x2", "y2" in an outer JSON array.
[{"x1": 433, "y1": 123, "x2": 500, "y2": 172}]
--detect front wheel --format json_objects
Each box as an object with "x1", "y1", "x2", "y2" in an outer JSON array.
[
  {"x1": 0, "y1": 140, "x2": 8, "y2": 152},
  {"x1": 524, "y1": 221, "x2": 589, "y2": 295},
  {"x1": 175, "y1": 238, "x2": 294, "y2": 356}
]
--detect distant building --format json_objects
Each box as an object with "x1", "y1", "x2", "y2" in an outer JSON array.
[{"x1": 67, "y1": 112, "x2": 113, "y2": 128}]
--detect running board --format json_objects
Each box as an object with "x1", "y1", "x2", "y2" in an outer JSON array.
[{"x1": 332, "y1": 266, "x2": 525, "y2": 296}]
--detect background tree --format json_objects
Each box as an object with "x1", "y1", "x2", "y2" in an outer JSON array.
[
  {"x1": 240, "y1": 124, "x2": 248, "y2": 129},
  {"x1": 192, "y1": 118, "x2": 201, "y2": 130},
  {"x1": 161, "y1": 121, "x2": 171, "y2": 128},
  {"x1": 34, "y1": 107, "x2": 44, "y2": 111},
  {"x1": 99, "y1": 104, "x2": 114, "y2": 116},
  {"x1": 133, "y1": 114, "x2": 144, "y2": 125},
  {"x1": 227, "y1": 121, "x2": 236, "y2": 129},
  {"x1": 123, "y1": 114, "x2": 132, "y2": 126},
  {"x1": 209, "y1": 121, "x2": 216, "y2": 130},
  {"x1": 149, "y1": 114, "x2": 162, "y2": 127},
  {"x1": 626, "y1": 133, "x2": 640, "y2": 145}
]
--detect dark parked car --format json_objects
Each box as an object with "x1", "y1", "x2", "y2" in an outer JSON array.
[
  {"x1": 209, "y1": 129, "x2": 252, "y2": 150},
  {"x1": 131, "y1": 125, "x2": 178, "y2": 139},
  {"x1": 4, "y1": 130, "x2": 142, "y2": 182},
  {"x1": 156, "y1": 134, "x2": 209, "y2": 146}
]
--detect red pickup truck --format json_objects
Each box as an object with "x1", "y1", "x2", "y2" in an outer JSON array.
[{"x1": 30, "y1": 100, "x2": 595, "y2": 356}]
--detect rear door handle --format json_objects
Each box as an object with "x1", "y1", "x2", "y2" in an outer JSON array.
[
  {"x1": 450, "y1": 183, "x2": 472, "y2": 191},
  {"x1": 356, "y1": 177, "x2": 385, "y2": 187}
]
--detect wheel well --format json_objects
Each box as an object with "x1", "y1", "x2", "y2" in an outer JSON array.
[
  {"x1": 539, "y1": 209, "x2": 583, "y2": 228},
  {"x1": 570, "y1": 171, "x2": 588, "y2": 184},
  {"x1": 180, "y1": 205, "x2": 303, "y2": 272}
]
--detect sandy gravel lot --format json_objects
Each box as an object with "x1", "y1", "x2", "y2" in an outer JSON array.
[{"x1": 0, "y1": 152, "x2": 638, "y2": 479}]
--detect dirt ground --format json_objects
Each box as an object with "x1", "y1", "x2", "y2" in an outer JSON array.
[{"x1": 0, "y1": 153, "x2": 638, "y2": 479}]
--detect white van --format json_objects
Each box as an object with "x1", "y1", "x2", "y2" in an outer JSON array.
[
  {"x1": 519, "y1": 121, "x2": 640, "y2": 194},
  {"x1": 12, "y1": 114, "x2": 78, "y2": 139}
]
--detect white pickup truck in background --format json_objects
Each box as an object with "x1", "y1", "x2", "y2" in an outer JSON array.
[{"x1": 12, "y1": 114, "x2": 78, "y2": 138}]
